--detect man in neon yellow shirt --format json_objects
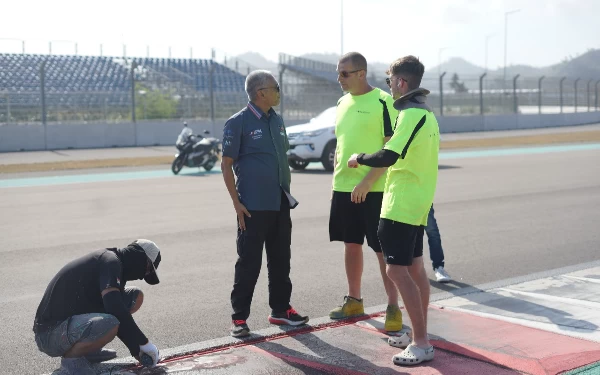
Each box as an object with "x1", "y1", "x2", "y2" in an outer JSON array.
[
  {"x1": 348, "y1": 55, "x2": 438, "y2": 366},
  {"x1": 329, "y1": 52, "x2": 403, "y2": 333}
]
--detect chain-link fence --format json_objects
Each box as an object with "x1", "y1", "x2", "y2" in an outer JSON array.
[
  {"x1": 417, "y1": 73, "x2": 600, "y2": 116},
  {"x1": 277, "y1": 55, "x2": 600, "y2": 118},
  {"x1": 0, "y1": 53, "x2": 253, "y2": 125},
  {"x1": 2, "y1": 53, "x2": 599, "y2": 125},
  {"x1": 0, "y1": 90, "x2": 132, "y2": 124},
  {"x1": 278, "y1": 54, "x2": 341, "y2": 121}
]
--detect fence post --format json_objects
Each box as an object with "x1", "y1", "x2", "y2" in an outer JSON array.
[
  {"x1": 587, "y1": 79, "x2": 593, "y2": 112},
  {"x1": 439, "y1": 72, "x2": 446, "y2": 116},
  {"x1": 209, "y1": 62, "x2": 215, "y2": 123},
  {"x1": 279, "y1": 65, "x2": 286, "y2": 118},
  {"x1": 513, "y1": 74, "x2": 520, "y2": 114},
  {"x1": 6, "y1": 93, "x2": 11, "y2": 123},
  {"x1": 40, "y1": 61, "x2": 47, "y2": 125},
  {"x1": 538, "y1": 76, "x2": 545, "y2": 114},
  {"x1": 479, "y1": 73, "x2": 486, "y2": 115},
  {"x1": 596, "y1": 80, "x2": 600, "y2": 111},
  {"x1": 574, "y1": 78, "x2": 580, "y2": 113},
  {"x1": 130, "y1": 60, "x2": 137, "y2": 124},
  {"x1": 40, "y1": 60, "x2": 48, "y2": 149},
  {"x1": 559, "y1": 77, "x2": 566, "y2": 113}
]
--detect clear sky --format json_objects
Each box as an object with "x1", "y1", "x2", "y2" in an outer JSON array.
[{"x1": 1, "y1": 0, "x2": 598, "y2": 70}]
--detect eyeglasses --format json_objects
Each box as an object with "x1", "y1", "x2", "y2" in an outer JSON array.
[
  {"x1": 337, "y1": 69, "x2": 363, "y2": 78},
  {"x1": 385, "y1": 77, "x2": 406, "y2": 88},
  {"x1": 258, "y1": 84, "x2": 280, "y2": 93}
]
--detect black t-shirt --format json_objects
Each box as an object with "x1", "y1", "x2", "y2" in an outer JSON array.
[
  {"x1": 34, "y1": 249, "x2": 125, "y2": 329},
  {"x1": 34, "y1": 247, "x2": 152, "y2": 356}
]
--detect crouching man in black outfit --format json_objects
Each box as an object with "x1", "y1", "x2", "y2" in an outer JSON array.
[{"x1": 33, "y1": 239, "x2": 162, "y2": 374}]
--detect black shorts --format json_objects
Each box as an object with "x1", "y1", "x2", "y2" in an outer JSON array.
[
  {"x1": 329, "y1": 191, "x2": 383, "y2": 252},
  {"x1": 377, "y1": 218, "x2": 424, "y2": 265}
]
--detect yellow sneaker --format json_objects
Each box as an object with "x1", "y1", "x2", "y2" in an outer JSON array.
[
  {"x1": 329, "y1": 296, "x2": 364, "y2": 319},
  {"x1": 384, "y1": 305, "x2": 403, "y2": 332}
]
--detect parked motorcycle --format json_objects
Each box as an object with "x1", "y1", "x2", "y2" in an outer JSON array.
[{"x1": 172, "y1": 129, "x2": 221, "y2": 175}]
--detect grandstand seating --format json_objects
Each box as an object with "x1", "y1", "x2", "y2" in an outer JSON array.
[
  {"x1": 0, "y1": 54, "x2": 129, "y2": 92},
  {"x1": 133, "y1": 58, "x2": 245, "y2": 92},
  {"x1": 0, "y1": 54, "x2": 247, "y2": 108},
  {"x1": 282, "y1": 64, "x2": 338, "y2": 84},
  {"x1": 279, "y1": 54, "x2": 338, "y2": 84}
]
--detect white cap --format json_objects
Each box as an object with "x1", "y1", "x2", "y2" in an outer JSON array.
[{"x1": 134, "y1": 239, "x2": 161, "y2": 285}]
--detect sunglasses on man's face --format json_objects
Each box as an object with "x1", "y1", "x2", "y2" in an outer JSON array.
[
  {"x1": 385, "y1": 77, "x2": 406, "y2": 88},
  {"x1": 258, "y1": 84, "x2": 280, "y2": 93},
  {"x1": 338, "y1": 69, "x2": 363, "y2": 78}
]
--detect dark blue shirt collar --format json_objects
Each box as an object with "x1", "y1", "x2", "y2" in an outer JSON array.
[{"x1": 247, "y1": 101, "x2": 276, "y2": 119}]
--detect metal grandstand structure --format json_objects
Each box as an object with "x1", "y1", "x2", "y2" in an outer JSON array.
[
  {"x1": 1, "y1": 52, "x2": 598, "y2": 125},
  {"x1": 0, "y1": 54, "x2": 131, "y2": 123},
  {"x1": 0, "y1": 53, "x2": 249, "y2": 124},
  {"x1": 131, "y1": 57, "x2": 247, "y2": 121},
  {"x1": 278, "y1": 53, "x2": 342, "y2": 120},
  {"x1": 0, "y1": 52, "x2": 346, "y2": 125}
]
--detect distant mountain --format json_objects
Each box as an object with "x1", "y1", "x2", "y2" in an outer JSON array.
[
  {"x1": 300, "y1": 53, "x2": 340, "y2": 65},
  {"x1": 427, "y1": 57, "x2": 485, "y2": 77},
  {"x1": 300, "y1": 53, "x2": 389, "y2": 77},
  {"x1": 545, "y1": 49, "x2": 600, "y2": 78},
  {"x1": 500, "y1": 64, "x2": 545, "y2": 77},
  {"x1": 427, "y1": 50, "x2": 600, "y2": 79},
  {"x1": 236, "y1": 49, "x2": 600, "y2": 80},
  {"x1": 235, "y1": 51, "x2": 278, "y2": 71},
  {"x1": 368, "y1": 62, "x2": 390, "y2": 75}
]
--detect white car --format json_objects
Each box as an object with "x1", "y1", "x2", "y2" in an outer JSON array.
[{"x1": 286, "y1": 107, "x2": 337, "y2": 171}]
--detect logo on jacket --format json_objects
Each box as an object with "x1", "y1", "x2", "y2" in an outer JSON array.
[
  {"x1": 224, "y1": 129, "x2": 234, "y2": 139},
  {"x1": 249, "y1": 129, "x2": 263, "y2": 140}
]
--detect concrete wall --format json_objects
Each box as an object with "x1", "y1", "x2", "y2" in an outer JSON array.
[
  {"x1": 438, "y1": 112, "x2": 600, "y2": 133},
  {"x1": 1, "y1": 113, "x2": 599, "y2": 152}
]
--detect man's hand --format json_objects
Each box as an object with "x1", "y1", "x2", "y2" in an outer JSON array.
[
  {"x1": 221, "y1": 156, "x2": 251, "y2": 230},
  {"x1": 351, "y1": 180, "x2": 372, "y2": 204},
  {"x1": 234, "y1": 201, "x2": 251, "y2": 231},
  {"x1": 347, "y1": 153, "x2": 360, "y2": 168},
  {"x1": 139, "y1": 341, "x2": 160, "y2": 367}
]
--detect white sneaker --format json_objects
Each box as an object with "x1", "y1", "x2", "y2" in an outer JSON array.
[{"x1": 434, "y1": 267, "x2": 452, "y2": 283}]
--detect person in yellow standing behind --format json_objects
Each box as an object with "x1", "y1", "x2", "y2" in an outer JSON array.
[
  {"x1": 348, "y1": 55, "x2": 439, "y2": 366},
  {"x1": 328, "y1": 52, "x2": 403, "y2": 333}
]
